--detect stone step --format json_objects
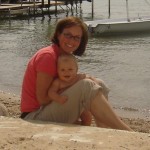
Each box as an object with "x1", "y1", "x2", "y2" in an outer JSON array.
[{"x1": 0, "y1": 117, "x2": 149, "y2": 149}]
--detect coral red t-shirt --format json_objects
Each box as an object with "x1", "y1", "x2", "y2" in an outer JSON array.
[{"x1": 21, "y1": 44, "x2": 60, "y2": 112}]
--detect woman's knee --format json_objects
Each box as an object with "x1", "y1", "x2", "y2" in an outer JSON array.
[
  {"x1": 82, "y1": 78, "x2": 98, "y2": 88},
  {"x1": 83, "y1": 78, "x2": 109, "y2": 100}
]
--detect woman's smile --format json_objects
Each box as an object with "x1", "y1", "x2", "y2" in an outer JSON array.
[{"x1": 58, "y1": 26, "x2": 82, "y2": 54}]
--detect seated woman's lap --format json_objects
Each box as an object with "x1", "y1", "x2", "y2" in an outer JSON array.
[{"x1": 24, "y1": 79, "x2": 102, "y2": 123}]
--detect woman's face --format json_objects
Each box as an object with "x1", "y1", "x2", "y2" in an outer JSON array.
[{"x1": 58, "y1": 26, "x2": 82, "y2": 54}]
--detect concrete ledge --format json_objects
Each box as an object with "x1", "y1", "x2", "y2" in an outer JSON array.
[{"x1": 0, "y1": 117, "x2": 149, "y2": 149}]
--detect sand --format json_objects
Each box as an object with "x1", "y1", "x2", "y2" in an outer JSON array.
[{"x1": 0, "y1": 90, "x2": 149, "y2": 133}]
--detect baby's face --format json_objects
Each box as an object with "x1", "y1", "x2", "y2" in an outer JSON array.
[{"x1": 58, "y1": 60, "x2": 77, "y2": 82}]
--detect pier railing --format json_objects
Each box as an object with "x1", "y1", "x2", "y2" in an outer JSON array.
[{"x1": 0, "y1": 0, "x2": 91, "y2": 19}]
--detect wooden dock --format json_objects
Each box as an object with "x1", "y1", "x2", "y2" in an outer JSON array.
[{"x1": 0, "y1": 0, "x2": 83, "y2": 19}]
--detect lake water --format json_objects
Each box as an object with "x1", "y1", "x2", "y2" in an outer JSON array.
[{"x1": 0, "y1": 0, "x2": 150, "y2": 119}]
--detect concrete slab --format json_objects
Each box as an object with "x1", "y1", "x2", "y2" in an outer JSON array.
[{"x1": 0, "y1": 117, "x2": 149, "y2": 150}]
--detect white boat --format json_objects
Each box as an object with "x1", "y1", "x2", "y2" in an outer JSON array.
[
  {"x1": 85, "y1": 16, "x2": 150, "y2": 36},
  {"x1": 84, "y1": 0, "x2": 150, "y2": 36}
]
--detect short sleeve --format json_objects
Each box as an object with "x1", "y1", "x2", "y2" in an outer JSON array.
[{"x1": 35, "y1": 53, "x2": 57, "y2": 77}]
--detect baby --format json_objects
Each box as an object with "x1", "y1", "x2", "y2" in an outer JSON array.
[
  {"x1": 48, "y1": 53, "x2": 110, "y2": 126},
  {"x1": 48, "y1": 53, "x2": 85, "y2": 104}
]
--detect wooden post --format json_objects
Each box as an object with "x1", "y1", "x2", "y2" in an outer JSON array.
[
  {"x1": 48, "y1": 0, "x2": 51, "y2": 18},
  {"x1": 28, "y1": 7, "x2": 30, "y2": 16},
  {"x1": 41, "y1": 0, "x2": 44, "y2": 8},
  {"x1": 9, "y1": 8, "x2": 11, "y2": 20},
  {"x1": 55, "y1": 0, "x2": 58, "y2": 17},
  {"x1": 108, "y1": 0, "x2": 110, "y2": 19},
  {"x1": 33, "y1": 0, "x2": 36, "y2": 16},
  {"x1": 75, "y1": 0, "x2": 78, "y2": 14},
  {"x1": 21, "y1": 0, "x2": 23, "y2": 7},
  {"x1": 126, "y1": 0, "x2": 130, "y2": 22},
  {"x1": 42, "y1": 0, "x2": 44, "y2": 17},
  {"x1": 92, "y1": 0, "x2": 94, "y2": 18}
]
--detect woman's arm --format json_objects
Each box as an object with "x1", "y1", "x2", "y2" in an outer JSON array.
[{"x1": 36, "y1": 72, "x2": 54, "y2": 105}]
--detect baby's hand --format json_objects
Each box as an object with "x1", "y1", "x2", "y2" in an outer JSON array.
[{"x1": 59, "y1": 95, "x2": 68, "y2": 104}]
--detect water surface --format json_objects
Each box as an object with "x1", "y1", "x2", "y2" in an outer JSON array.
[{"x1": 0, "y1": 0, "x2": 150, "y2": 119}]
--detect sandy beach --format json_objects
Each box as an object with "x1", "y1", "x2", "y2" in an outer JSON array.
[{"x1": 0, "y1": 90, "x2": 149, "y2": 133}]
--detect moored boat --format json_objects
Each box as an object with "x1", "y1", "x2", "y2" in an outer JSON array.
[
  {"x1": 85, "y1": 16, "x2": 150, "y2": 36},
  {"x1": 85, "y1": 0, "x2": 150, "y2": 36}
]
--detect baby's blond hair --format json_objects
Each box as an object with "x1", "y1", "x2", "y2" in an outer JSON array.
[{"x1": 57, "y1": 54, "x2": 78, "y2": 70}]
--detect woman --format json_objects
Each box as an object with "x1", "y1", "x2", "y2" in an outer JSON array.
[{"x1": 20, "y1": 16, "x2": 132, "y2": 131}]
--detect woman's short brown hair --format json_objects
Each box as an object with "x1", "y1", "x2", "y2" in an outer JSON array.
[{"x1": 51, "y1": 16, "x2": 88, "y2": 56}]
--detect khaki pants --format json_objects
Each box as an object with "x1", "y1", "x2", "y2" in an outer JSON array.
[{"x1": 24, "y1": 79, "x2": 109, "y2": 123}]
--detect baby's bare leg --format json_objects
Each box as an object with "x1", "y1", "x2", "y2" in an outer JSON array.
[{"x1": 80, "y1": 110, "x2": 92, "y2": 126}]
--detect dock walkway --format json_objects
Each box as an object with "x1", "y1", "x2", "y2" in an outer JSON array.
[{"x1": 0, "y1": 0, "x2": 83, "y2": 19}]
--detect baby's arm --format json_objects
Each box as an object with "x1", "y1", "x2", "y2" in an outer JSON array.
[{"x1": 48, "y1": 79, "x2": 67, "y2": 104}]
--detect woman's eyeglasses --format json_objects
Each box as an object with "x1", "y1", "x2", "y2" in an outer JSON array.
[{"x1": 63, "y1": 33, "x2": 81, "y2": 42}]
